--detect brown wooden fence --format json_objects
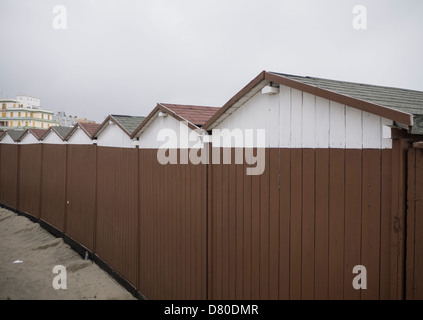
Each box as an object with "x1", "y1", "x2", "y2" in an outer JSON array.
[
  {"x1": 0, "y1": 142, "x2": 416, "y2": 300},
  {"x1": 407, "y1": 147, "x2": 423, "y2": 300}
]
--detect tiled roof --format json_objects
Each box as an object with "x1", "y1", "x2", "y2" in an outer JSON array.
[
  {"x1": 270, "y1": 72, "x2": 423, "y2": 134},
  {"x1": 161, "y1": 104, "x2": 220, "y2": 127},
  {"x1": 52, "y1": 126, "x2": 74, "y2": 139},
  {"x1": 30, "y1": 129, "x2": 48, "y2": 140},
  {"x1": 79, "y1": 122, "x2": 101, "y2": 137},
  {"x1": 111, "y1": 115, "x2": 146, "y2": 134},
  {"x1": 6, "y1": 129, "x2": 25, "y2": 142}
]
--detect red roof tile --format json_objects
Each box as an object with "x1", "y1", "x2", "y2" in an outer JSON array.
[
  {"x1": 160, "y1": 104, "x2": 220, "y2": 127},
  {"x1": 29, "y1": 129, "x2": 48, "y2": 140},
  {"x1": 79, "y1": 122, "x2": 101, "y2": 137}
]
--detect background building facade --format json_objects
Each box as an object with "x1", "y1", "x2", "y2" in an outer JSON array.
[{"x1": 0, "y1": 96, "x2": 58, "y2": 130}]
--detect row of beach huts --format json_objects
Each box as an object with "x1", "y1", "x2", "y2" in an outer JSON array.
[{"x1": 1, "y1": 70, "x2": 423, "y2": 300}]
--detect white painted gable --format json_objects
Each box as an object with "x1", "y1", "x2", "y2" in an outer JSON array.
[
  {"x1": 0, "y1": 134, "x2": 16, "y2": 144},
  {"x1": 213, "y1": 85, "x2": 393, "y2": 149},
  {"x1": 138, "y1": 112, "x2": 202, "y2": 149},
  {"x1": 67, "y1": 127, "x2": 93, "y2": 145},
  {"x1": 96, "y1": 123, "x2": 135, "y2": 148},
  {"x1": 20, "y1": 133, "x2": 40, "y2": 145},
  {"x1": 43, "y1": 131, "x2": 65, "y2": 144}
]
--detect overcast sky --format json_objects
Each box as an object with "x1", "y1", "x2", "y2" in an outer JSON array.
[{"x1": 0, "y1": 0, "x2": 422, "y2": 123}]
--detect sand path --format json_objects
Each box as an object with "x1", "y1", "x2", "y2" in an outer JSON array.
[{"x1": 0, "y1": 207, "x2": 135, "y2": 300}]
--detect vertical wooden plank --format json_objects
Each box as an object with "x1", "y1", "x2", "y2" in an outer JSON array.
[
  {"x1": 207, "y1": 145, "x2": 213, "y2": 300},
  {"x1": 269, "y1": 148, "x2": 280, "y2": 299},
  {"x1": 228, "y1": 149, "x2": 237, "y2": 299},
  {"x1": 243, "y1": 149, "x2": 252, "y2": 299},
  {"x1": 397, "y1": 139, "x2": 408, "y2": 300},
  {"x1": 279, "y1": 149, "x2": 291, "y2": 299},
  {"x1": 259, "y1": 148, "x2": 270, "y2": 299},
  {"x1": 380, "y1": 149, "x2": 392, "y2": 300},
  {"x1": 344, "y1": 149, "x2": 362, "y2": 300},
  {"x1": 214, "y1": 148, "x2": 223, "y2": 299},
  {"x1": 390, "y1": 139, "x2": 400, "y2": 299},
  {"x1": 222, "y1": 150, "x2": 229, "y2": 300},
  {"x1": 235, "y1": 148, "x2": 244, "y2": 299},
  {"x1": 176, "y1": 150, "x2": 182, "y2": 299},
  {"x1": 279, "y1": 86, "x2": 291, "y2": 148},
  {"x1": 290, "y1": 90, "x2": 303, "y2": 148},
  {"x1": 290, "y1": 148, "x2": 302, "y2": 299},
  {"x1": 414, "y1": 149, "x2": 423, "y2": 299},
  {"x1": 185, "y1": 159, "x2": 192, "y2": 299},
  {"x1": 361, "y1": 149, "x2": 381, "y2": 300},
  {"x1": 328, "y1": 149, "x2": 345, "y2": 299},
  {"x1": 314, "y1": 149, "x2": 329, "y2": 299},
  {"x1": 329, "y1": 102, "x2": 346, "y2": 149},
  {"x1": 302, "y1": 93, "x2": 316, "y2": 148},
  {"x1": 315, "y1": 97, "x2": 330, "y2": 149},
  {"x1": 302, "y1": 149, "x2": 315, "y2": 299},
  {"x1": 406, "y1": 148, "x2": 416, "y2": 300},
  {"x1": 251, "y1": 148, "x2": 261, "y2": 299},
  {"x1": 181, "y1": 157, "x2": 187, "y2": 299}
]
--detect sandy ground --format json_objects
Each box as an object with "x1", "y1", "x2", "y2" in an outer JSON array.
[{"x1": 0, "y1": 207, "x2": 135, "y2": 300}]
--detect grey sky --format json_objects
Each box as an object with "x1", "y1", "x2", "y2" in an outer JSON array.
[{"x1": 1, "y1": 0, "x2": 422, "y2": 123}]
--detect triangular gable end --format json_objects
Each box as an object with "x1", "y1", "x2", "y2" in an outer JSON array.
[{"x1": 204, "y1": 71, "x2": 401, "y2": 149}]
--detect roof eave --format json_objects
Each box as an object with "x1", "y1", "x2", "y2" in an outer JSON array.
[
  {"x1": 204, "y1": 70, "x2": 414, "y2": 131},
  {"x1": 265, "y1": 72, "x2": 413, "y2": 127}
]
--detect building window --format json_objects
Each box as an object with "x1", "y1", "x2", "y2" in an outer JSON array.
[
  {"x1": 18, "y1": 121, "x2": 21, "y2": 127},
  {"x1": 13, "y1": 104, "x2": 16, "y2": 108},
  {"x1": 18, "y1": 112, "x2": 21, "y2": 117},
  {"x1": 2, "y1": 103, "x2": 5, "y2": 110},
  {"x1": 25, "y1": 121, "x2": 28, "y2": 126},
  {"x1": 11, "y1": 112, "x2": 13, "y2": 117},
  {"x1": 2, "y1": 112, "x2": 5, "y2": 117},
  {"x1": 41, "y1": 123, "x2": 44, "y2": 128}
]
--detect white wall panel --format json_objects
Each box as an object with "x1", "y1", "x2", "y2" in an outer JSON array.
[
  {"x1": 346, "y1": 106, "x2": 363, "y2": 149},
  {"x1": 315, "y1": 97, "x2": 330, "y2": 148},
  {"x1": 302, "y1": 92, "x2": 316, "y2": 148},
  {"x1": 329, "y1": 101, "x2": 346, "y2": 148},
  {"x1": 43, "y1": 132, "x2": 65, "y2": 145},
  {"x1": 67, "y1": 128, "x2": 93, "y2": 145},
  {"x1": 19, "y1": 133, "x2": 39, "y2": 145},
  {"x1": 97, "y1": 124, "x2": 134, "y2": 148},
  {"x1": 212, "y1": 85, "x2": 393, "y2": 149}
]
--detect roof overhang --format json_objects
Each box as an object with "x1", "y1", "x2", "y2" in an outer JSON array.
[
  {"x1": 40, "y1": 127, "x2": 66, "y2": 141},
  {"x1": 204, "y1": 71, "x2": 414, "y2": 130},
  {"x1": 93, "y1": 115, "x2": 133, "y2": 138},
  {"x1": 64, "y1": 122, "x2": 93, "y2": 141},
  {"x1": 130, "y1": 103, "x2": 204, "y2": 140}
]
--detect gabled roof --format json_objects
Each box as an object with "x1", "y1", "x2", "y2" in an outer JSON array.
[
  {"x1": 204, "y1": 71, "x2": 420, "y2": 132},
  {"x1": 93, "y1": 115, "x2": 146, "y2": 138},
  {"x1": 64, "y1": 122, "x2": 101, "y2": 140},
  {"x1": 17, "y1": 128, "x2": 48, "y2": 142},
  {"x1": 41, "y1": 126, "x2": 73, "y2": 141},
  {"x1": 80, "y1": 122, "x2": 101, "y2": 137},
  {"x1": 3, "y1": 129, "x2": 25, "y2": 142},
  {"x1": 160, "y1": 104, "x2": 220, "y2": 127},
  {"x1": 131, "y1": 103, "x2": 219, "y2": 139}
]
